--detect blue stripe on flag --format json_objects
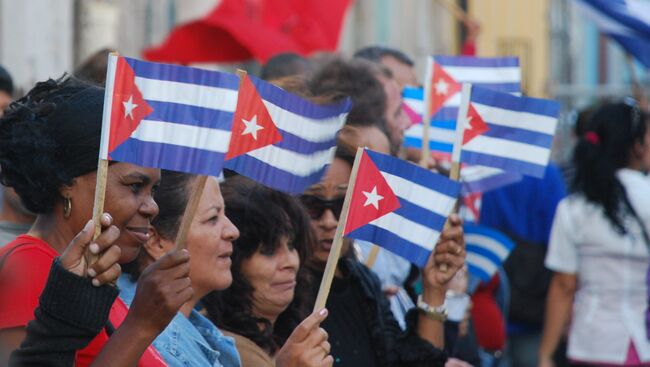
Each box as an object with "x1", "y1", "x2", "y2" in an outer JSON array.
[
  {"x1": 249, "y1": 76, "x2": 352, "y2": 119},
  {"x1": 467, "y1": 264, "x2": 492, "y2": 282},
  {"x1": 125, "y1": 57, "x2": 239, "y2": 90},
  {"x1": 471, "y1": 82, "x2": 521, "y2": 93},
  {"x1": 403, "y1": 87, "x2": 424, "y2": 100},
  {"x1": 224, "y1": 155, "x2": 328, "y2": 194},
  {"x1": 346, "y1": 224, "x2": 432, "y2": 267},
  {"x1": 434, "y1": 55, "x2": 520, "y2": 68},
  {"x1": 273, "y1": 131, "x2": 336, "y2": 155},
  {"x1": 145, "y1": 100, "x2": 234, "y2": 130},
  {"x1": 461, "y1": 171, "x2": 522, "y2": 195},
  {"x1": 365, "y1": 150, "x2": 460, "y2": 198},
  {"x1": 461, "y1": 150, "x2": 547, "y2": 178},
  {"x1": 403, "y1": 137, "x2": 453, "y2": 153},
  {"x1": 470, "y1": 86, "x2": 560, "y2": 118},
  {"x1": 393, "y1": 201, "x2": 448, "y2": 230},
  {"x1": 431, "y1": 118, "x2": 457, "y2": 130},
  {"x1": 110, "y1": 138, "x2": 226, "y2": 177},
  {"x1": 466, "y1": 244, "x2": 503, "y2": 265},
  {"x1": 483, "y1": 124, "x2": 554, "y2": 148}
]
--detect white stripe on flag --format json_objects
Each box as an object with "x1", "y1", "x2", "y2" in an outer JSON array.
[
  {"x1": 134, "y1": 77, "x2": 238, "y2": 112},
  {"x1": 444, "y1": 66, "x2": 521, "y2": 84},
  {"x1": 473, "y1": 102, "x2": 558, "y2": 135},
  {"x1": 465, "y1": 233, "x2": 511, "y2": 259},
  {"x1": 405, "y1": 124, "x2": 456, "y2": 144},
  {"x1": 380, "y1": 172, "x2": 457, "y2": 217},
  {"x1": 463, "y1": 135, "x2": 551, "y2": 166},
  {"x1": 404, "y1": 98, "x2": 424, "y2": 113},
  {"x1": 246, "y1": 145, "x2": 335, "y2": 176},
  {"x1": 460, "y1": 166, "x2": 504, "y2": 181},
  {"x1": 444, "y1": 93, "x2": 462, "y2": 107},
  {"x1": 467, "y1": 252, "x2": 498, "y2": 277},
  {"x1": 369, "y1": 212, "x2": 441, "y2": 251},
  {"x1": 132, "y1": 120, "x2": 230, "y2": 153},
  {"x1": 262, "y1": 101, "x2": 346, "y2": 143}
]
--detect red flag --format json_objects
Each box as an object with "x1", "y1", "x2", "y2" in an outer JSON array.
[
  {"x1": 144, "y1": 0, "x2": 351, "y2": 64},
  {"x1": 463, "y1": 103, "x2": 489, "y2": 145},
  {"x1": 344, "y1": 151, "x2": 401, "y2": 235},
  {"x1": 225, "y1": 75, "x2": 283, "y2": 160},
  {"x1": 430, "y1": 61, "x2": 461, "y2": 117},
  {"x1": 108, "y1": 57, "x2": 153, "y2": 155}
]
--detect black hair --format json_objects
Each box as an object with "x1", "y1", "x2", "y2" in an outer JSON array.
[
  {"x1": 122, "y1": 170, "x2": 196, "y2": 280},
  {"x1": 202, "y1": 176, "x2": 313, "y2": 355},
  {"x1": 0, "y1": 64, "x2": 14, "y2": 95},
  {"x1": 571, "y1": 101, "x2": 649, "y2": 233},
  {"x1": 0, "y1": 75, "x2": 104, "y2": 214},
  {"x1": 261, "y1": 53, "x2": 313, "y2": 81},
  {"x1": 354, "y1": 45, "x2": 415, "y2": 66},
  {"x1": 309, "y1": 58, "x2": 387, "y2": 129}
]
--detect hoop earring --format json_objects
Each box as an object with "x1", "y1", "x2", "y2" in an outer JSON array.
[{"x1": 63, "y1": 197, "x2": 72, "y2": 218}]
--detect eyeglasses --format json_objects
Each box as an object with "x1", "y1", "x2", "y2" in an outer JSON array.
[{"x1": 299, "y1": 195, "x2": 344, "y2": 220}]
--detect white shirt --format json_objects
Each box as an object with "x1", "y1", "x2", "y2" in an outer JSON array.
[{"x1": 545, "y1": 169, "x2": 650, "y2": 364}]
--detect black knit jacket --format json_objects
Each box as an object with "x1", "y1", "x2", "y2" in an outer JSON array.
[
  {"x1": 9, "y1": 259, "x2": 118, "y2": 366},
  {"x1": 310, "y1": 257, "x2": 448, "y2": 367}
]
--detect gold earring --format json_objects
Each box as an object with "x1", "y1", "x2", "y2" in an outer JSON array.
[{"x1": 63, "y1": 197, "x2": 72, "y2": 218}]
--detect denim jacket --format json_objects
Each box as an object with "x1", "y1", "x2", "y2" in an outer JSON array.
[{"x1": 118, "y1": 275, "x2": 241, "y2": 367}]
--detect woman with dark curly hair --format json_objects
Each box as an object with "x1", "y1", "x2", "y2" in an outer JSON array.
[
  {"x1": 121, "y1": 173, "x2": 332, "y2": 367},
  {"x1": 0, "y1": 76, "x2": 192, "y2": 366},
  {"x1": 202, "y1": 176, "x2": 326, "y2": 367}
]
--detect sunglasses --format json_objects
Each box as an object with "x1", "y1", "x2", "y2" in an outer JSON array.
[{"x1": 300, "y1": 195, "x2": 344, "y2": 220}]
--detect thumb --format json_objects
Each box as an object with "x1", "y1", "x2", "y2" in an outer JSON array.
[
  {"x1": 287, "y1": 308, "x2": 328, "y2": 344},
  {"x1": 60, "y1": 220, "x2": 95, "y2": 270},
  {"x1": 149, "y1": 249, "x2": 190, "y2": 271}
]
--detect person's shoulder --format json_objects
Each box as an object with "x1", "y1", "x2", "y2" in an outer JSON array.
[
  {"x1": 0, "y1": 235, "x2": 57, "y2": 260},
  {"x1": 223, "y1": 331, "x2": 274, "y2": 367}
]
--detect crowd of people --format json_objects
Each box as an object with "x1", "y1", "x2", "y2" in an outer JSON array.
[{"x1": 0, "y1": 39, "x2": 648, "y2": 367}]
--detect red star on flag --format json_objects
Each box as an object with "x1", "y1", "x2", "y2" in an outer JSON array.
[
  {"x1": 108, "y1": 57, "x2": 153, "y2": 156},
  {"x1": 344, "y1": 150, "x2": 401, "y2": 235},
  {"x1": 226, "y1": 75, "x2": 283, "y2": 160},
  {"x1": 463, "y1": 103, "x2": 489, "y2": 145},
  {"x1": 430, "y1": 61, "x2": 461, "y2": 117}
]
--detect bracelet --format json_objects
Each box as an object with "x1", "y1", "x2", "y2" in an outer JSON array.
[{"x1": 416, "y1": 295, "x2": 448, "y2": 322}]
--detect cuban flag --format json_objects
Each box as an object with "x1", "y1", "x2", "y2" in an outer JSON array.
[
  {"x1": 464, "y1": 223, "x2": 515, "y2": 282},
  {"x1": 403, "y1": 56, "x2": 521, "y2": 155},
  {"x1": 343, "y1": 149, "x2": 461, "y2": 267},
  {"x1": 460, "y1": 86, "x2": 560, "y2": 178},
  {"x1": 575, "y1": 0, "x2": 650, "y2": 67},
  {"x1": 100, "y1": 55, "x2": 237, "y2": 175},
  {"x1": 224, "y1": 75, "x2": 351, "y2": 193}
]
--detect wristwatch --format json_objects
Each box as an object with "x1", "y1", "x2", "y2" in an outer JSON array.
[{"x1": 416, "y1": 295, "x2": 448, "y2": 322}]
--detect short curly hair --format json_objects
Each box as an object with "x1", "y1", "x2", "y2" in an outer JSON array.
[{"x1": 0, "y1": 76, "x2": 103, "y2": 214}]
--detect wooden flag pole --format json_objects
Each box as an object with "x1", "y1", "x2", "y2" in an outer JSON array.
[
  {"x1": 86, "y1": 159, "x2": 109, "y2": 266},
  {"x1": 86, "y1": 51, "x2": 119, "y2": 268},
  {"x1": 438, "y1": 83, "x2": 471, "y2": 272},
  {"x1": 313, "y1": 147, "x2": 364, "y2": 311},
  {"x1": 365, "y1": 245, "x2": 380, "y2": 268},
  {"x1": 174, "y1": 175, "x2": 208, "y2": 249},
  {"x1": 420, "y1": 57, "x2": 435, "y2": 168},
  {"x1": 450, "y1": 83, "x2": 472, "y2": 182}
]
